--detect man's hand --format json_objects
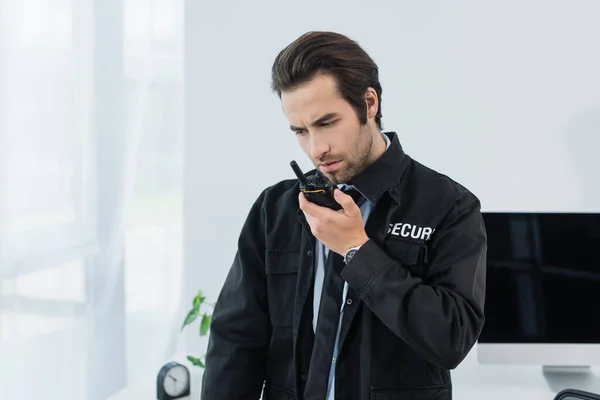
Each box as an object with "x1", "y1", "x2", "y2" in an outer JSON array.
[{"x1": 299, "y1": 188, "x2": 369, "y2": 256}]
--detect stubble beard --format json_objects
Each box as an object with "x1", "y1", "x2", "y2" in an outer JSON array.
[{"x1": 323, "y1": 124, "x2": 374, "y2": 185}]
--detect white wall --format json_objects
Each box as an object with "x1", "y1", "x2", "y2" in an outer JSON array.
[{"x1": 183, "y1": 0, "x2": 600, "y2": 396}]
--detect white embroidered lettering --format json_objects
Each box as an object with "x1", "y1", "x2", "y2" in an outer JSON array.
[
  {"x1": 387, "y1": 222, "x2": 436, "y2": 241},
  {"x1": 421, "y1": 227, "x2": 433, "y2": 241},
  {"x1": 410, "y1": 226, "x2": 423, "y2": 239},
  {"x1": 400, "y1": 223, "x2": 411, "y2": 237}
]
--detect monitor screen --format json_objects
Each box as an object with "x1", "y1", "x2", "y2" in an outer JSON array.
[{"x1": 478, "y1": 212, "x2": 600, "y2": 344}]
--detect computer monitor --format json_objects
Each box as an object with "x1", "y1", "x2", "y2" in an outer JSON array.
[{"x1": 477, "y1": 212, "x2": 600, "y2": 393}]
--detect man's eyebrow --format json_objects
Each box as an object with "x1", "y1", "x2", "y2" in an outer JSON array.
[{"x1": 289, "y1": 113, "x2": 339, "y2": 131}]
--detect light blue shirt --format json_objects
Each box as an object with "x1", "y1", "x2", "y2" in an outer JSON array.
[{"x1": 312, "y1": 132, "x2": 391, "y2": 399}]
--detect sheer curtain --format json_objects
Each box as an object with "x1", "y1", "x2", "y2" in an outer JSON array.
[{"x1": 0, "y1": 1, "x2": 185, "y2": 399}]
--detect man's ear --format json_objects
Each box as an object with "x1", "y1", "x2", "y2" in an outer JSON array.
[{"x1": 365, "y1": 88, "x2": 378, "y2": 120}]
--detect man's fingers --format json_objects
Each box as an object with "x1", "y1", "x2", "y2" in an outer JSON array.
[
  {"x1": 334, "y1": 188, "x2": 358, "y2": 214},
  {"x1": 298, "y1": 192, "x2": 323, "y2": 218},
  {"x1": 298, "y1": 192, "x2": 332, "y2": 220}
]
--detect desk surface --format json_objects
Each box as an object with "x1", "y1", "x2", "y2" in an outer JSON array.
[
  {"x1": 107, "y1": 381, "x2": 555, "y2": 400},
  {"x1": 108, "y1": 373, "x2": 557, "y2": 400},
  {"x1": 108, "y1": 383, "x2": 199, "y2": 400},
  {"x1": 109, "y1": 353, "x2": 594, "y2": 400}
]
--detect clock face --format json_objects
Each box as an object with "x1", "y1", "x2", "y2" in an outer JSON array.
[{"x1": 163, "y1": 364, "x2": 189, "y2": 396}]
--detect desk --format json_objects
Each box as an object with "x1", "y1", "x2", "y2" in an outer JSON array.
[
  {"x1": 108, "y1": 371, "x2": 556, "y2": 400},
  {"x1": 454, "y1": 384, "x2": 555, "y2": 400},
  {"x1": 108, "y1": 380, "x2": 555, "y2": 400},
  {"x1": 107, "y1": 381, "x2": 200, "y2": 400},
  {"x1": 109, "y1": 352, "x2": 593, "y2": 400},
  {"x1": 109, "y1": 385, "x2": 553, "y2": 400}
]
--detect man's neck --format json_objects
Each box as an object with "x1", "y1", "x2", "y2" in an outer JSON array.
[
  {"x1": 340, "y1": 130, "x2": 390, "y2": 189},
  {"x1": 365, "y1": 128, "x2": 388, "y2": 169}
]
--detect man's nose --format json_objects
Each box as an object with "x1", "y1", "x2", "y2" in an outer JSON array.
[{"x1": 309, "y1": 132, "x2": 330, "y2": 160}]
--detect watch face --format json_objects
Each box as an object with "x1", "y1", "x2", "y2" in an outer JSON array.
[
  {"x1": 346, "y1": 249, "x2": 357, "y2": 263},
  {"x1": 163, "y1": 365, "x2": 189, "y2": 396}
]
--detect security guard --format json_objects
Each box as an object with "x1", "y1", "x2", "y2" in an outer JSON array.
[{"x1": 201, "y1": 31, "x2": 487, "y2": 400}]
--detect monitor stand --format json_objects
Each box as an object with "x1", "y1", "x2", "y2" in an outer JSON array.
[{"x1": 543, "y1": 366, "x2": 600, "y2": 394}]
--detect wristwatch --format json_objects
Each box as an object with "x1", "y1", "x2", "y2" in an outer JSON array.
[{"x1": 343, "y1": 245, "x2": 362, "y2": 265}]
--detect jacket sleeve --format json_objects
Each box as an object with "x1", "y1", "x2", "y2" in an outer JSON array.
[
  {"x1": 340, "y1": 193, "x2": 486, "y2": 369},
  {"x1": 200, "y1": 191, "x2": 271, "y2": 399}
]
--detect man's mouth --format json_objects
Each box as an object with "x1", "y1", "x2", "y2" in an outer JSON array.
[{"x1": 319, "y1": 160, "x2": 342, "y2": 173}]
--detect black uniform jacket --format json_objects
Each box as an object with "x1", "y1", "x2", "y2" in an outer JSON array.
[{"x1": 201, "y1": 131, "x2": 487, "y2": 400}]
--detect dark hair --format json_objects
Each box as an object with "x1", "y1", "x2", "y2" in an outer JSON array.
[{"x1": 271, "y1": 31, "x2": 383, "y2": 129}]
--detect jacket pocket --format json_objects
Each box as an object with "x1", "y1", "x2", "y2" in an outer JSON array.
[
  {"x1": 383, "y1": 240, "x2": 429, "y2": 277},
  {"x1": 371, "y1": 385, "x2": 449, "y2": 400},
  {"x1": 265, "y1": 249, "x2": 300, "y2": 327},
  {"x1": 263, "y1": 383, "x2": 296, "y2": 400}
]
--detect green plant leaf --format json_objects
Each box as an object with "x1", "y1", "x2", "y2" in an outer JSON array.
[
  {"x1": 187, "y1": 355, "x2": 205, "y2": 368},
  {"x1": 193, "y1": 290, "x2": 205, "y2": 307},
  {"x1": 181, "y1": 307, "x2": 199, "y2": 331},
  {"x1": 200, "y1": 313, "x2": 211, "y2": 336}
]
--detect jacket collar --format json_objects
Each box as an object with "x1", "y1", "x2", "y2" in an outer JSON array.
[{"x1": 345, "y1": 131, "x2": 411, "y2": 205}]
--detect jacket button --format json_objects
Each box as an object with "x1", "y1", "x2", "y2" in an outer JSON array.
[
  {"x1": 346, "y1": 299, "x2": 353, "y2": 305},
  {"x1": 307, "y1": 250, "x2": 312, "y2": 256},
  {"x1": 301, "y1": 374, "x2": 308, "y2": 381}
]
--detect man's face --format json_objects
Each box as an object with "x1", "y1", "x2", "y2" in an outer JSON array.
[{"x1": 281, "y1": 74, "x2": 375, "y2": 185}]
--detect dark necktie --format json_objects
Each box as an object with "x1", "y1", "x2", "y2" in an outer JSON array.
[{"x1": 304, "y1": 187, "x2": 363, "y2": 399}]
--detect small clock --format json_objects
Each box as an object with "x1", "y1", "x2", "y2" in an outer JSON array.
[{"x1": 157, "y1": 361, "x2": 191, "y2": 400}]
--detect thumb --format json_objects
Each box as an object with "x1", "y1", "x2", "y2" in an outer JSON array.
[{"x1": 334, "y1": 188, "x2": 357, "y2": 212}]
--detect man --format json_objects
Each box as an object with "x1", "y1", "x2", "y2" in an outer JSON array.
[{"x1": 201, "y1": 31, "x2": 486, "y2": 400}]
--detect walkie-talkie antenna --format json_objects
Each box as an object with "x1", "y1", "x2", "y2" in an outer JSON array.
[{"x1": 290, "y1": 160, "x2": 308, "y2": 185}]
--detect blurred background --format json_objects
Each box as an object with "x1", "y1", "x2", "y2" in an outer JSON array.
[
  {"x1": 1, "y1": 0, "x2": 599, "y2": 399},
  {"x1": 1, "y1": 0, "x2": 184, "y2": 399}
]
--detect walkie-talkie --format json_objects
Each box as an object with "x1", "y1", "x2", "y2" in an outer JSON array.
[{"x1": 290, "y1": 160, "x2": 342, "y2": 211}]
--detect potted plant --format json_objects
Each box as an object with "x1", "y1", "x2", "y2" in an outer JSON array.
[{"x1": 180, "y1": 290, "x2": 213, "y2": 368}]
